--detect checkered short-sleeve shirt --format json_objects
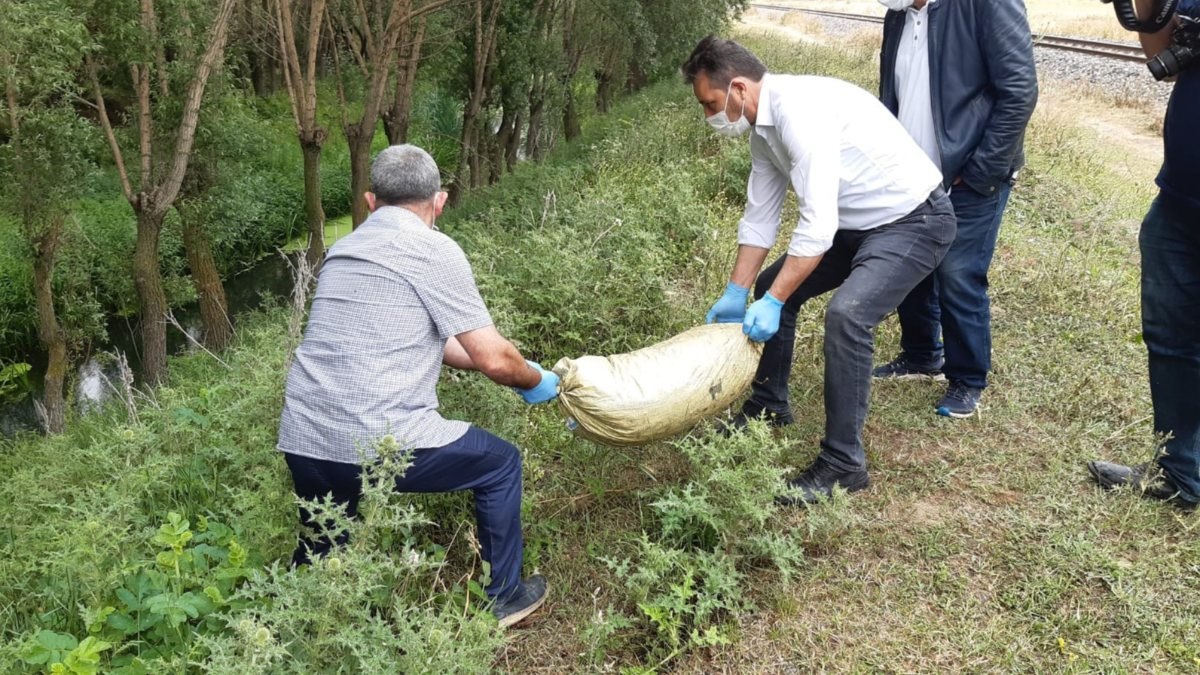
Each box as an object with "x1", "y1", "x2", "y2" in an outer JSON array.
[{"x1": 277, "y1": 206, "x2": 493, "y2": 463}]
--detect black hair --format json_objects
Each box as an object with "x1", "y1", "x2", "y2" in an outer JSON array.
[{"x1": 680, "y1": 34, "x2": 767, "y2": 89}]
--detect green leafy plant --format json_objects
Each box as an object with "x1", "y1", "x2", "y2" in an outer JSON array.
[{"x1": 17, "y1": 513, "x2": 255, "y2": 674}]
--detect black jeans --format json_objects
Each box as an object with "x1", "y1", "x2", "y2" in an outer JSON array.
[
  {"x1": 743, "y1": 192, "x2": 957, "y2": 471},
  {"x1": 284, "y1": 426, "x2": 525, "y2": 600}
]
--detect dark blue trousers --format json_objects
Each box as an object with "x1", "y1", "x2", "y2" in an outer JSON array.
[
  {"x1": 284, "y1": 426, "x2": 525, "y2": 599},
  {"x1": 1141, "y1": 193, "x2": 1200, "y2": 503},
  {"x1": 895, "y1": 183, "x2": 1013, "y2": 388}
]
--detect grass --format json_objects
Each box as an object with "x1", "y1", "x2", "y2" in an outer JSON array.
[
  {"x1": 283, "y1": 214, "x2": 355, "y2": 252},
  {"x1": 2, "y1": 27, "x2": 1197, "y2": 675}
]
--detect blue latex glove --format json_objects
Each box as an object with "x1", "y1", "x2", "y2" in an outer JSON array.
[
  {"x1": 743, "y1": 292, "x2": 785, "y2": 343},
  {"x1": 706, "y1": 281, "x2": 750, "y2": 324},
  {"x1": 515, "y1": 360, "x2": 559, "y2": 404}
]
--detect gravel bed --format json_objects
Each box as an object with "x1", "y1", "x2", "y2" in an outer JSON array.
[
  {"x1": 793, "y1": 12, "x2": 1174, "y2": 116},
  {"x1": 1033, "y1": 47, "x2": 1172, "y2": 115}
]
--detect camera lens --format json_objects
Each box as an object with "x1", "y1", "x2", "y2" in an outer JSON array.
[{"x1": 1148, "y1": 49, "x2": 1180, "y2": 80}]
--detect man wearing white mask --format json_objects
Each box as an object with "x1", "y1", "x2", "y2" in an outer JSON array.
[
  {"x1": 873, "y1": 0, "x2": 1037, "y2": 418},
  {"x1": 683, "y1": 36, "x2": 957, "y2": 504}
]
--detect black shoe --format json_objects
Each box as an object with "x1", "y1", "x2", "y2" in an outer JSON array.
[
  {"x1": 717, "y1": 407, "x2": 794, "y2": 437},
  {"x1": 1087, "y1": 460, "x2": 1198, "y2": 511},
  {"x1": 492, "y1": 575, "x2": 549, "y2": 628},
  {"x1": 936, "y1": 381, "x2": 983, "y2": 418},
  {"x1": 775, "y1": 457, "x2": 870, "y2": 506},
  {"x1": 872, "y1": 354, "x2": 946, "y2": 381}
]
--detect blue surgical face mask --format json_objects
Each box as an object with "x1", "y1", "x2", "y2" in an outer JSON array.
[{"x1": 706, "y1": 84, "x2": 751, "y2": 138}]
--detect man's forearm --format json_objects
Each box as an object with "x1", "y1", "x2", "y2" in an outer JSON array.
[
  {"x1": 443, "y1": 336, "x2": 476, "y2": 370},
  {"x1": 1135, "y1": 0, "x2": 1176, "y2": 56},
  {"x1": 767, "y1": 254, "x2": 823, "y2": 302},
  {"x1": 730, "y1": 245, "x2": 771, "y2": 288}
]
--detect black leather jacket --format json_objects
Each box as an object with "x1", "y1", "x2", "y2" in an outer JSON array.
[{"x1": 880, "y1": 0, "x2": 1039, "y2": 196}]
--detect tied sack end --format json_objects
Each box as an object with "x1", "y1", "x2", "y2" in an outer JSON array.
[{"x1": 552, "y1": 324, "x2": 763, "y2": 446}]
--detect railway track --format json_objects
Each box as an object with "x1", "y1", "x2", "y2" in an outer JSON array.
[{"x1": 747, "y1": 4, "x2": 1148, "y2": 63}]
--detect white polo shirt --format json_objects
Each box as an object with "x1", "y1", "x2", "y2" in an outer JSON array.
[
  {"x1": 895, "y1": 0, "x2": 941, "y2": 170},
  {"x1": 738, "y1": 74, "x2": 943, "y2": 258}
]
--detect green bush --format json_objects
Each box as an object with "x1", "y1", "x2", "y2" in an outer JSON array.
[{"x1": 603, "y1": 425, "x2": 806, "y2": 665}]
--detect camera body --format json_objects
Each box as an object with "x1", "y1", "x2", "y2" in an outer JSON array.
[
  {"x1": 1149, "y1": 14, "x2": 1200, "y2": 80},
  {"x1": 1103, "y1": 0, "x2": 1197, "y2": 79}
]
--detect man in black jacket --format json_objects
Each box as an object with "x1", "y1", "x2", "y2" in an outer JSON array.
[{"x1": 873, "y1": 0, "x2": 1038, "y2": 418}]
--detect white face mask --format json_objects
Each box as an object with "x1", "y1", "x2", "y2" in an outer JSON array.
[
  {"x1": 878, "y1": 0, "x2": 915, "y2": 10},
  {"x1": 706, "y1": 85, "x2": 751, "y2": 138}
]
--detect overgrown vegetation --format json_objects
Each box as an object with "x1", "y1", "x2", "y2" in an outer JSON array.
[{"x1": 2, "y1": 21, "x2": 1198, "y2": 675}]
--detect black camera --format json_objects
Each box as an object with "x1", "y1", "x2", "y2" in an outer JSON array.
[
  {"x1": 1148, "y1": 15, "x2": 1200, "y2": 80},
  {"x1": 1103, "y1": 0, "x2": 1199, "y2": 79}
]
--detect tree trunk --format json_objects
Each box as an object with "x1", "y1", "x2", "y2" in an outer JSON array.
[
  {"x1": 596, "y1": 69, "x2": 614, "y2": 113},
  {"x1": 526, "y1": 88, "x2": 544, "y2": 161},
  {"x1": 347, "y1": 125, "x2": 373, "y2": 227},
  {"x1": 384, "y1": 17, "x2": 424, "y2": 144},
  {"x1": 133, "y1": 206, "x2": 169, "y2": 385},
  {"x1": 300, "y1": 132, "x2": 327, "y2": 269},
  {"x1": 181, "y1": 212, "x2": 233, "y2": 352},
  {"x1": 31, "y1": 224, "x2": 66, "y2": 434},
  {"x1": 506, "y1": 108, "x2": 523, "y2": 172},
  {"x1": 492, "y1": 105, "x2": 515, "y2": 183},
  {"x1": 563, "y1": 87, "x2": 581, "y2": 142},
  {"x1": 451, "y1": 108, "x2": 478, "y2": 205}
]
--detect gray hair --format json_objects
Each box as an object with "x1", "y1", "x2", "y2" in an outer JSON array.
[{"x1": 370, "y1": 144, "x2": 441, "y2": 205}]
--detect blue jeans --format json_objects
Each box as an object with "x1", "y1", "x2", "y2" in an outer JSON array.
[
  {"x1": 895, "y1": 183, "x2": 1013, "y2": 388},
  {"x1": 1141, "y1": 193, "x2": 1200, "y2": 503},
  {"x1": 284, "y1": 426, "x2": 525, "y2": 599},
  {"x1": 744, "y1": 192, "x2": 956, "y2": 471}
]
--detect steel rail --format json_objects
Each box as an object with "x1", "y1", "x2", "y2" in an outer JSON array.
[{"x1": 747, "y1": 4, "x2": 1148, "y2": 63}]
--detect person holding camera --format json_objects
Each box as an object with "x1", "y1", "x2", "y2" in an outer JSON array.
[
  {"x1": 873, "y1": 0, "x2": 1038, "y2": 419},
  {"x1": 1089, "y1": 0, "x2": 1200, "y2": 509}
]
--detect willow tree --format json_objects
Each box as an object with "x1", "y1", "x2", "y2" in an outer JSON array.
[
  {"x1": 330, "y1": 0, "x2": 454, "y2": 227},
  {"x1": 88, "y1": 0, "x2": 239, "y2": 385},
  {"x1": 0, "y1": 0, "x2": 93, "y2": 433},
  {"x1": 273, "y1": 0, "x2": 330, "y2": 270}
]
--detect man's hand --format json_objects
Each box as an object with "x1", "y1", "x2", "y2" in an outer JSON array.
[
  {"x1": 515, "y1": 361, "x2": 560, "y2": 404},
  {"x1": 706, "y1": 281, "x2": 750, "y2": 324},
  {"x1": 743, "y1": 292, "x2": 785, "y2": 342}
]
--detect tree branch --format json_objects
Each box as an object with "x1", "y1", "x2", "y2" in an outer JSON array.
[
  {"x1": 86, "y1": 54, "x2": 134, "y2": 202},
  {"x1": 154, "y1": 0, "x2": 239, "y2": 214}
]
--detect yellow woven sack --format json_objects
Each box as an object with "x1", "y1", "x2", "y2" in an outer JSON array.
[{"x1": 552, "y1": 324, "x2": 764, "y2": 447}]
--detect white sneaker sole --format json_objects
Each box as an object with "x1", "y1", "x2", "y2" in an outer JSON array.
[
  {"x1": 876, "y1": 372, "x2": 947, "y2": 382},
  {"x1": 497, "y1": 587, "x2": 549, "y2": 629}
]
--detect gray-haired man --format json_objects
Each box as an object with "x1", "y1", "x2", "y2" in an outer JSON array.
[{"x1": 278, "y1": 145, "x2": 553, "y2": 627}]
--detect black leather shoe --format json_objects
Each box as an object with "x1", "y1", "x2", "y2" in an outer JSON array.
[
  {"x1": 1087, "y1": 460, "x2": 1198, "y2": 511},
  {"x1": 718, "y1": 407, "x2": 794, "y2": 437},
  {"x1": 492, "y1": 575, "x2": 549, "y2": 628},
  {"x1": 775, "y1": 457, "x2": 870, "y2": 506}
]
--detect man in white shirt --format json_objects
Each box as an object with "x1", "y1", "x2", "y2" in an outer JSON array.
[
  {"x1": 874, "y1": 0, "x2": 1037, "y2": 418},
  {"x1": 683, "y1": 36, "x2": 957, "y2": 504}
]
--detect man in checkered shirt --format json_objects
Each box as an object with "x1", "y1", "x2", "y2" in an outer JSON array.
[{"x1": 278, "y1": 145, "x2": 555, "y2": 628}]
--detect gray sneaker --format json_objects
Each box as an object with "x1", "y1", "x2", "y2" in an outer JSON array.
[
  {"x1": 492, "y1": 575, "x2": 548, "y2": 629},
  {"x1": 873, "y1": 354, "x2": 946, "y2": 381}
]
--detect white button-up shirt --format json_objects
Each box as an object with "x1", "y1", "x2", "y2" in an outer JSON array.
[
  {"x1": 895, "y1": 0, "x2": 941, "y2": 170},
  {"x1": 739, "y1": 74, "x2": 943, "y2": 258}
]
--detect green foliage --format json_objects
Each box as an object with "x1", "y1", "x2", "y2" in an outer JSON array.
[
  {"x1": 200, "y1": 443, "x2": 502, "y2": 674},
  {"x1": 13, "y1": 512, "x2": 254, "y2": 674},
  {"x1": 0, "y1": 361, "x2": 33, "y2": 404},
  {"x1": 603, "y1": 426, "x2": 805, "y2": 665}
]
